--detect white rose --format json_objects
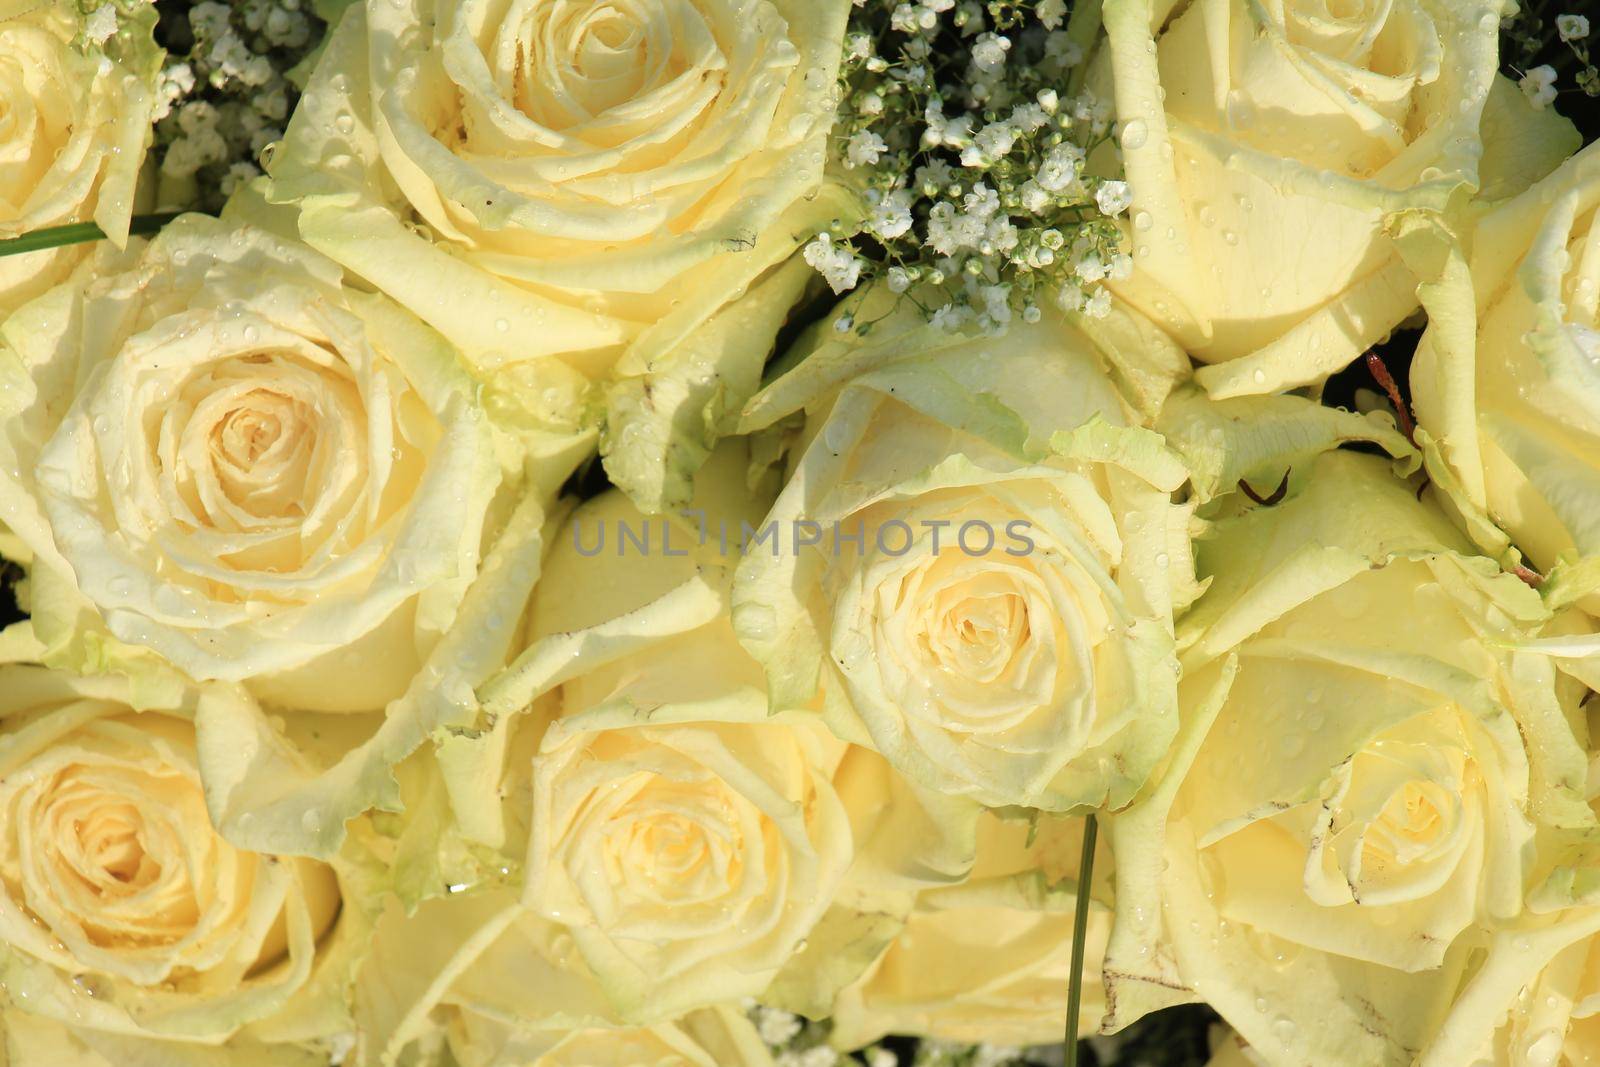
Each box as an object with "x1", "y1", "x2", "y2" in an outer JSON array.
[
  {"x1": 1101, "y1": 0, "x2": 1580, "y2": 397},
  {"x1": 0, "y1": 0, "x2": 160, "y2": 317},
  {"x1": 0, "y1": 215, "x2": 509, "y2": 712},
  {"x1": 264, "y1": 0, "x2": 855, "y2": 509},
  {"x1": 1103, "y1": 450, "x2": 1594, "y2": 1065},
  {"x1": 446, "y1": 1002, "x2": 777, "y2": 1067},
  {"x1": 0, "y1": 660, "x2": 352, "y2": 1051},
  {"x1": 830, "y1": 811, "x2": 1111, "y2": 1051},
  {"x1": 734, "y1": 294, "x2": 1199, "y2": 811},
  {"x1": 1410, "y1": 141, "x2": 1600, "y2": 618}
]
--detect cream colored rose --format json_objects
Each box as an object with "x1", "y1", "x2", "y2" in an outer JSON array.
[
  {"x1": 265, "y1": 0, "x2": 852, "y2": 507},
  {"x1": 446, "y1": 1002, "x2": 775, "y2": 1067},
  {"x1": 1409, "y1": 679, "x2": 1600, "y2": 1067},
  {"x1": 523, "y1": 699, "x2": 851, "y2": 1022},
  {"x1": 1103, "y1": 450, "x2": 1594, "y2": 1065},
  {"x1": 830, "y1": 811, "x2": 1111, "y2": 1051},
  {"x1": 0, "y1": 662, "x2": 345, "y2": 1047},
  {"x1": 733, "y1": 300, "x2": 1199, "y2": 811},
  {"x1": 519, "y1": 495, "x2": 851, "y2": 1022},
  {"x1": 1415, "y1": 918, "x2": 1600, "y2": 1067},
  {"x1": 1100, "y1": 0, "x2": 1579, "y2": 397},
  {"x1": 0, "y1": 0, "x2": 159, "y2": 318},
  {"x1": 345, "y1": 475, "x2": 846, "y2": 1054},
  {"x1": 0, "y1": 214, "x2": 510, "y2": 714},
  {"x1": 1410, "y1": 141, "x2": 1600, "y2": 619}
]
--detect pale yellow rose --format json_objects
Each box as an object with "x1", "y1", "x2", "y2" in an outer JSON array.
[
  {"x1": 1100, "y1": 0, "x2": 1579, "y2": 397},
  {"x1": 445, "y1": 1002, "x2": 776, "y2": 1067},
  {"x1": 1410, "y1": 141, "x2": 1600, "y2": 619},
  {"x1": 349, "y1": 449, "x2": 977, "y2": 1058},
  {"x1": 264, "y1": 0, "x2": 853, "y2": 508},
  {"x1": 734, "y1": 298, "x2": 1200, "y2": 812},
  {"x1": 0, "y1": 214, "x2": 516, "y2": 714},
  {"x1": 519, "y1": 682, "x2": 852, "y2": 1023},
  {"x1": 829, "y1": 810, "x2": 1111, "y2": 1051},
  {"x1": 1414, "y1": 914, "x2": 1600, "y2": 1067},
  {"x1": 343, "y1": 477, "x2": 841, "y2": 1054},
  {"x1": 1409, "y1": 679, "x2": 1600, "y2": 1067},
  {"x1": 0, "y1": 660, "x2": 359, "y2": 1054},
  {"x1": 1103, "y1": 450, "x2": 1594, "y2": 1066},
  {"x1": 0, "y1": 0, "x2": 160, "y2": 318}
]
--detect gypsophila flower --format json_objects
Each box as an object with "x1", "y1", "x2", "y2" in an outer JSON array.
[
  {"x1": 756, "y1": 1007, "x2": 805, "y2": 1046},
  {"x1": 1010, "y1": 102, "x2": 1049, "y2": 132},
  {"x1": 1095, "y1": 179, "x2": 1133, "y2": 217},
  {"x1": 978, "y1": 283, "x2": 1012, "y2": 325},
  {"x1": 84, "y1": 5, "x2": 118, "y2": 45},
  {"x1": 152, "y1": 61, "x2": 196, "y2": 122},
  {"x1": 815, "y1": 0, "x2": 1130, "y2": 333},
  {"x1": 1037, "y1": 142, "x2": 1086, "y2": 193},
  {"x1": 974, "y1": 1046, "x2": 1025, "y2": 1067},
  {"x1": 971, "y1": 32, "x2": 1011, "y2": 71},
  {"x1": 963, "y1": 182, "x2": 1000, "y2": 218},
  {"x1": 1045, "y1": 32, "x2": 1085, "y2": 69},
  {"x1": 848, "y1": 129, "x2": 890, "y2": 167},
  {"x1": 151, "y1": 0, "x2": 331, "y2": 212},
  {"x1": 1084, "y1": 286, "x2": 1112, "y2": 318},
  {"x1": 219, "y1": 160, "x2": 262, "y2": 197},
  {"x1": 916, "y1": 159, "x2": 956, "y2": 191},
  {"x1": 805, "y1": 233, "x2": 867, "y2": 294},
  {"x1": 1037, "y1": 0, "x2": 1069, "y2": 29},
  {"x1": 1558, "y1": 14, "x2": 1590, "y2": 42},
  {"x1": 1520, "y1": 64, "x2": 1559, "y2": 108},
  {"x1": 868, "y1": 188, "x2": 916, "y2": 239},
  {"x1": 930, "y1": 303, "x2": 971, "y2": 330},
  {"x1": 968, "y1": 121, "x2": 1019, "y2": 165}
]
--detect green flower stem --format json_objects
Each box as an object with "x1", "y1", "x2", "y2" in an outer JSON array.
[
  {"x1": 1065, "y1": 812, "x2": 1099, "y2": 1067},
  {"x1": 0, "y1": 213, "x2": 185, "y2": 259}
]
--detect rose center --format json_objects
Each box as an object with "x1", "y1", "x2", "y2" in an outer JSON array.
[
  {"x1": 631, "y1": 815, "x2": 711, "y2": 880},
  {"x1": 74, "y1": 800, "x2": 154, "y2": 889},
  {"x1": 928, "y1": 588, "x2": 1031, "y2": 684},
  {"x1": 1363, "y1": 780, "x2": 1447, "y2": 863},
  {"x1": 1322, "y1": 0, "x2": 1368, "y2": 20},
  {"x1": 514, "y1": 0, "x2": 664, "y2": 124},
  {"x1": 605, "y1": 782, "x2": 743, "y2": 908},
  {"x1": 218, "y1": 405, "x2": 286, "y2": 467}
]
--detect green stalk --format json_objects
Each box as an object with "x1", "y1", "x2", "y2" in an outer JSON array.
[
  {"x1": 0, "y1": 213, "x2": 185, "y2": 259},
  {"x1": 1065, "y1": 812, "x2": 1099, "y2": 1066}
]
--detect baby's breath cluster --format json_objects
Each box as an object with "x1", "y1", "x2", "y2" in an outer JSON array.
[
  {"x1": 1506, "y1": 6, "x2": 1598, "y2": 109},
  {"x1": 809, "y1": 0, "x2": 1129, "y2": 334},
  {"x1": 150, "y1": 0, "x2": 330, "y2": 212},
  {"x1": 746, "y1": 1001, "x2": 1066, "y2": 1067}
]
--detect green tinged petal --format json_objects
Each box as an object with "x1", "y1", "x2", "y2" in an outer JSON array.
[{"x1": 1157, "y1": 386, "x2": 1417, "y2": 507}]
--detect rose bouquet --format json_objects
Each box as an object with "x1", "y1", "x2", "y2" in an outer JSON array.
[{"x1": 1, "y1": 1, "x2": 1599, "y2": 1065}]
